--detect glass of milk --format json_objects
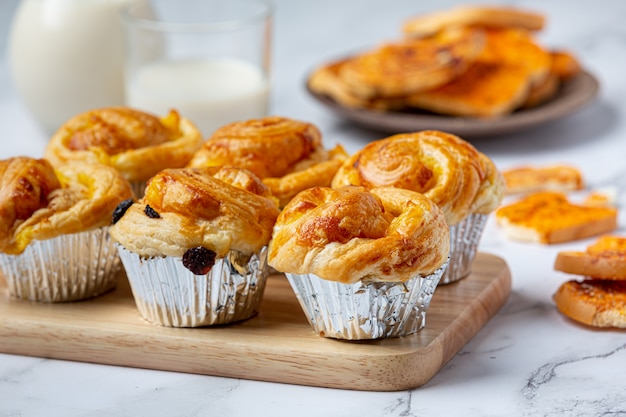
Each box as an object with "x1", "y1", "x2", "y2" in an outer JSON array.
[{"x1": 122, "y1": 0, "x2": 272, "y2": 138}]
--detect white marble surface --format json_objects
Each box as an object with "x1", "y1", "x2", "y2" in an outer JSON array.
[{"x1": 1, "y1": 0, "x2": 626, "y2": 416}]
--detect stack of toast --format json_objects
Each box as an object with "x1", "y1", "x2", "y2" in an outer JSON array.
[
  {"x1": 553, "y1": 236, "x2": 626, "y2": 328},
  {"x1": 308, "y1": 5, "x2": 582, "y2": 118}
]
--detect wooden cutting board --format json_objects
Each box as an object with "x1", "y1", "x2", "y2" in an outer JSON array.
[{"x1": 0, "y1": 252, "x2": 510, "y2": 391}]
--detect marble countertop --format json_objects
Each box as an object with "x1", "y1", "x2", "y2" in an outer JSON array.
[{"x1": 1, "y1": 0, "x2": 626, "y2": 415}]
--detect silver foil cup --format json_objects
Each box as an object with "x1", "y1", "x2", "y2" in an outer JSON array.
[
  {"x1": 439, "y1": 213, "x2": 488, "y2": 285},
  {"x1": 117, "y1": 245, "x2": 269, "y2": 327},
  {"x1": 285, "y1": 259, "x2": 449, "y2": 340},
  {"x1": 0, "y1": 227, "x2": 120, "y2": 302}
]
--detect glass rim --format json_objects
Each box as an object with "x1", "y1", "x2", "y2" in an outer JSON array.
[{"x1": 122, "y1": 0, "x2": 273, "y2": 33}]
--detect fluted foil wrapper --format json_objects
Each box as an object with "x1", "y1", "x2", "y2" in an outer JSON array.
[
  {"x1": 0, "y1": 228, "x2": 119, "y2": 302},
  {"x1": 117, "y1": 245, "x2": 269, "y2": 327},
  {"x1": 440, "y1": 213, "x2": 488, "y2": 285},
  {"x1": 285, "y1": 259, "x2": 449, "y2": 340}
]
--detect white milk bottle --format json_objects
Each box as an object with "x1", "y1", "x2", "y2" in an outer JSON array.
[{"x1": 8, "y1": 0, "x2": 134, "y2": 134}]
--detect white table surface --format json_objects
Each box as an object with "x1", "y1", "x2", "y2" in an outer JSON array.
[{"x1": 1, "y1": 0, "x2": 626, "y2": 416}]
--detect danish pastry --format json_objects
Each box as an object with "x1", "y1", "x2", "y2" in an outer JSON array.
[
  {"x1": 0, "y1": 157, "x2": 132, "y2": 255},
  {"x1": 307, "y1": 58, "x2": 407, "y2": 111},
  {"x1": 268, "y1": 186, "x2": 450, "y2": 284},
  {"x1": 402, "y1": 5, "x2": 545, "y2": 38},
  {"x1": 331, "y1": 130, "x2": 504, "y2": 226},
  {"x1": 553, "y1": 279, "x2": 626, "y2": 328},
  {"x1": 110, "y1": 166, "x2": 280, "y2": 258},
  {"x1": 0, "y1": 156, "x2": 133, "y2": 302},
  {"x1": 338, "y1": 26, "x2": 485, "y2": 99},
  {"x1": 110, "y1": 166, "x2": 281, "y2": 327},
  {"x1": 555, "y1": 235, "x2": 626, "y2": 280},
  {"x1": 187, "y1": 116, "x2": 348, "y2": 207},
  {"x1": 495, "y1": 191, "x2": 618, "y2": 244},
  {"x1": 45, "y1": 107, "x2": 203, "y2": 193}
]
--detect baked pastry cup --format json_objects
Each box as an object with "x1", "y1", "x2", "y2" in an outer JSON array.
[
  {"x1": 268, "y1": 186, "x2": 450, "y2": 340},
  {"x1": 0, "y1": 157, "x2": 133, "y2": 302},
  {"x1": 331, "y1": 130, "x2": 505, "y2": 284},
  {"x1": 187, "y1": 115, "x2": 348, "y2": 208},
  {"x1": 45, "y1": 107, "x2": 203, "y2": 197},
  {"x1": 109, "y1": 166, "x2": 280, "y2": 327}
]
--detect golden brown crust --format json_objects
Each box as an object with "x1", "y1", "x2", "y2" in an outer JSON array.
[
  {"x1": 495, "y1": 192, "x2": 618, "y2": 244},
  {"x1": 553, "y1": 279, "x2": 626, "y2": 328},
  {"x1": 0, "y1": 157, "x2": 133, "y2": 254},
  {"x1": 502, "y1": 164, "x2": 585, "y2": 195},
  {"x1": 109, "y1": 166, "x2": 280, "y2": 258},
  {"x1": 45, "y1": 107, "x2": 203, "y2": 183},
  {"x1": 407, "y1": 61, "x2": 532, "y2": 117},
  {"x1": 406, "y1": 28, "x2": 551, "y2": 117},
  {"x1": 403, "y1": 5, "x2": 545, "y2": 38},
  {"x1": 188, "y1": 116, "x2": 347, "y2": 207},
  {"x1": 307, "y1": 58, "x2": 408, "y2": 111},
  {"x1": 331, "y1": 130, "x2": 504, "y2": 225},
  {"x1": 555, "y1": 236, "x2": 626, "y2": 280},
  {"x1": 338, "y1": 27, "x2": 485, "y2": 99},
  {"x1": 521, "y1": 72, "x2": 560, "y2": 108},
  {"x1": 550, "y1": 50, "x2": 582, "y2": 81},
  {"x1": 268, "y1": 186, "x2": 450, "y2": 284}
]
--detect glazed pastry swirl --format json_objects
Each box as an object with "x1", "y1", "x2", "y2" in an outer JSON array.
[
  {"x1": 268, "y1": 186, "x2": 450, "y2": 284},
  {"x1": 109, "y1": 166, "x2": 280, "y2": 258},
  {"x1": 45, "y1": 107, "x2": 203, "y2": 183},
  {"x1": 188, "y1": 116, "x2": 348, "y2": 207},
  {"x1": 0, "y1": 157, "x2": 133, "y2": 254},
  {"x1": 331, "y1": 130, "x2": 505, "y2": 225}
]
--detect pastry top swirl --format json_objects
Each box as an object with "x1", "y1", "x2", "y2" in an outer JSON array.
[
  {"x1": 45, "y1": 107, "x2": 203, "y2": 183},
  {"x1": 331, "y1": 130, "x2": 505, "y2": 226},
  {"x1": 187, "y1": 116, "x2": 348, "y2": 207},
  {"x1": 109, "y1": 166, "x2": 280, "y2": 258},
  {"x1": 0, "y1": 156, "x2": 133, "y2": 254},
  {"x1": 268, "y1": 186, "x2": 450, "y2": 284}
]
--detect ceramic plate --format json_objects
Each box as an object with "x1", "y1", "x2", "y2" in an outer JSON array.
[{"x1": 306, "y1": 70, "x2": 600, "y2": 139}]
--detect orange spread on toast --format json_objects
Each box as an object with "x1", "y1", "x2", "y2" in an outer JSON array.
[{"x1": 495, "y1": 191, "x2": 617, "y2": 244}]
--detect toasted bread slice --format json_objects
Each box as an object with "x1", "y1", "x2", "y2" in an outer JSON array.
[
  {"x1": 502, "y1": 164, "x2": 584, "y2": 195},
  {"x1": 406, "y1": 28, "x2": 550, "y2": 117},
  {"x1": 477, "y1": 28, "x2": 551, "y2": 87},
  {"x1": 495, "y1": 191, "x2": 618, "y2": 244},
  {"x1": 403, "y1": 5, "x2": 545, "y2": 38},
  {"x1": 307, "y1": 58, "x2": 407, "y2": 111},
  {"x1": 583, "y1": 187, "x2": 618, "y2": 208},
  {"x1": 555, "y1": 236, "x2": 626, "y2": 280},
  {"x1": 339, "y1": 26, "x2": 485, "y2": 99},
  {"x1": 553, "y1": 279, "x2": 626, "y2": 328},
  {"x1": 550, "y1": 50, "x2": 582, "y2": 81},
  {"x1": 522, "y1": 72, "x2": 559, "y2": 108},
  {"x1": 406, "y1": 60, "x2": 531, "y2": 117}
]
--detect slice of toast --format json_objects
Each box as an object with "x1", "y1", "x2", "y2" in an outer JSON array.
[
  {"x1": 502, "y1": 164, "x2": 584, "y2": 195},
  {"x1": 403, "y1": 5, "x2": 545, "y2": 38},
  {"x1": 495, "y1": 191, "x2": 618, "y2": 244},
  {"x1": 406, "y1": 60, "x2": 532, "y2": 117},
  {"x1": 406, "y1": 28, "x2": 551, "y2": 117},
  {"x1": 555, "y1": 236, "x2": 626, "y2": 280},
  {"x1": 553, "y1": 279, "x2": 626, "y2": 328}
]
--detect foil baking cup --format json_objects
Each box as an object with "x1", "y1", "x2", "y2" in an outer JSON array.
[
  {"x1": 285, "y1": 259, "x2": 449, "y2": 340},
  {"x1": 0, "y1": 228, "x2": 120, "y2": 302},
  {"x1": 117, "y1": 245, "x2": 269, "y2": 327},
  {"x1": 439, "y1": 213, "x2": 488, "y2": 285}
]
